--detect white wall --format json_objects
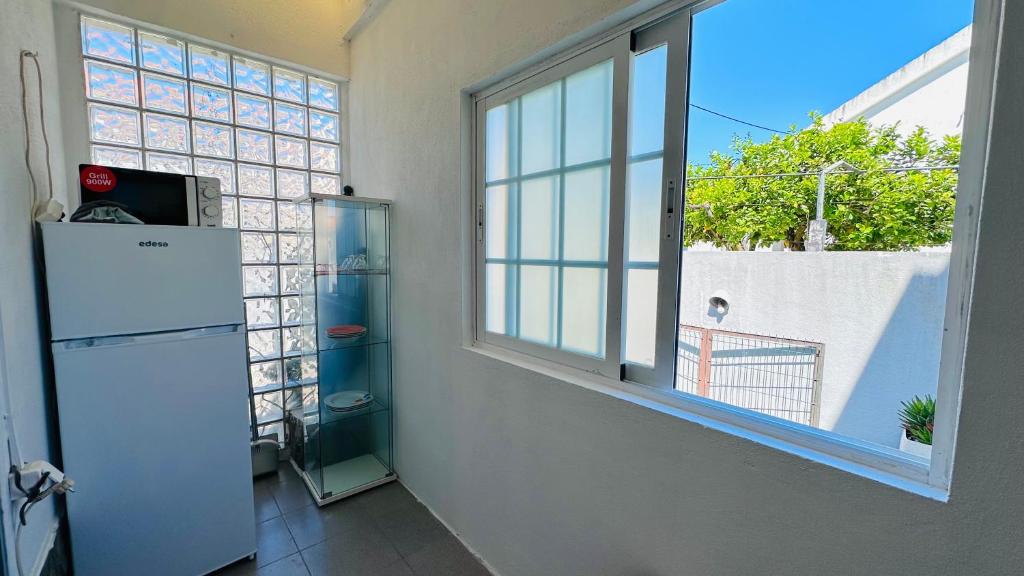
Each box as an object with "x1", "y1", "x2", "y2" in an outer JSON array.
[
  {"x1": 0, "y1": 0, "x2": 71, "y2": 573},
  {"x1": 679, "y1": 252, "x2": 949, "y2": 447},
  {"x1": 348, "y1": 1, "x2": 1023, "y2": 575}
]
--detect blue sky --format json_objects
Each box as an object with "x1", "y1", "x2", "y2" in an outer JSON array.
[{"x1": 685, "y1": 0, "x2": 975, "y2": 164}]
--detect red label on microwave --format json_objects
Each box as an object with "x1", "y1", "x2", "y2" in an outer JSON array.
[{"x1": 80, "y1": 165, "x2": 117, "y2": 193}]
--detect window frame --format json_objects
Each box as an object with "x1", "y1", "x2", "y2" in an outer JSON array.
[{"x1": 469, "y1": 0, "x2": 1001, "y2": 497}]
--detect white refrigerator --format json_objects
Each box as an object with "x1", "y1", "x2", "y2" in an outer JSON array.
[{"x1": 41, "y1": 222, "x2": 256, "y2": 575}]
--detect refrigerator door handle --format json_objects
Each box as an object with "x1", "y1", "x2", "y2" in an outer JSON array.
[{"x1": 57, "y1": 324, "x2": 243, "y2": 350}]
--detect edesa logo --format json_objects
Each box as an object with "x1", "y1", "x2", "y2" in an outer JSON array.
[{"x1": 138, "y1": 241, "x2": 169, "y2": 247}]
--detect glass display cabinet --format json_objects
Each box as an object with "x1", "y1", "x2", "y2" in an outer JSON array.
[{"x1": 287, "y1": 193, "x2": 394, "y2": 505}]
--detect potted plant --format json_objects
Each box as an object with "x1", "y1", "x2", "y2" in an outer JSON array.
[{"x1": 898, "y1": 395, "x2": 934, "y2": 458}]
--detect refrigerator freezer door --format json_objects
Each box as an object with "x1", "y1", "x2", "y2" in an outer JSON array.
[
  {"x1": 41, "y1": 222, "x2": 243, "y2": 341},
  {"x1": 52, "y1": 326, "x2": 255, "y2": 576}
]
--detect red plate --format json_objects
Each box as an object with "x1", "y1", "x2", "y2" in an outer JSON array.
[{"x1": 327, "y1": 325, "x2": 367, "y2": 339}]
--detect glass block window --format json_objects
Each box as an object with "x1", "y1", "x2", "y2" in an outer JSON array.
[{"x1": 80, "y1": 15, "x2": 343, "y2": 443}]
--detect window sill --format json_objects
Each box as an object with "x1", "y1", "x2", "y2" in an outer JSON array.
[{"x1": 462, "y1": 341, "x2": 949, "y2": 502}]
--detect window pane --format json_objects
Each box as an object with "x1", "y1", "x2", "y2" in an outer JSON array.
[
  {"x1": 485, "y1": 263, "x2": 513, "y2": 335},
  {"x1": 281, "y1": 295, "x2": 311, "y2": 326},
  {"x1": 561, "y1": 267, "x2": 606, "y2": 357},
  {"x1": 241, "y1": 231, "x2": 277, "y2": 261},
  {"x1": 273, "y1": 67, "x2": 306, "y2": 104},
  {"x1": 485, "y1": 104, "x2": 514, "y2": 182},
  {"x1": 629, "y1": 45, "x2": 667, "y2": 157},
  {"x1": 144, "y1": 112, "x2": 190, "y2": 153},
  {"x1": 310, "y1": 173, "x2": 340, "y2": 195},
  {"x1": 238, "y1": 163, "x2": 275, "y2": 197},
  {"x1": 82, "y1": 17, "x2": 134, "y2": 65},
  {"x1": 254, "y1": 391, "x2": 283, "y2": 423},
  {"x1": 250, "y1": 360, "x2": 282, "y2": 393},
  {"x1": 310, "y1": 142, "x2": 339, "y2": 172},
  {"x1": 192, "y1": 121, "x2": 234, "y2": 158},
  {"x1": 276, "y1": 169, "x2": 309, "y2": 199},
  {"x1": 189, "y1": 44, "x2": 230, "y2": 85},
  {"x1": 280, "y1": 266, "x2": 312, "y2": 295},
  {"x1": 145, "y1": 152, "x2": 191, "y2": 174},
  {"x1": 234, "y1": 56, "x2": 270, "y2": 95},
  {"x1": 519, "y1": 265, "x2": 558, "y2": 346},
  {"x1": 89, "y1": 103, "x2": 140, "y2": 146},
  {"x1": 565, "y1": 59, "x2": 612, "y2": 165},
  {"x1": 519, "y1": 176, "x2": 558, "y2": 260},
  {"x1": 91, "y1": 145, "x2": 141, "y2": 169},
  {"x1": 624, "y1": 268, "x2": 657, "y2": 366},
  {"x1": 240, "y1": 199, "x2": 276, "y2": 231},
  {"x1": 236, "y1": 129, "x2": 272, "y2": 163},
  {"x1": 274, "y1": 135, "x2": 308, "y2": 168},
  {"x1": 192, "y1": 83, "x2": 233, "y2": 122},
  {"x1": 141, "y1": 72, "x2": 187, "y2": 114},
  {"x1": 278, "y1": 201, "x2": 312, "y2": 232},
  {"x1": 564, "y1": 166, "x2": 609, "y2": 262},
  {"x1": 235, "y1": 93, "x2": 272, "y2": 129},
  {"x1": 485, "y1": 185, "x2": 511, "y2": 259},
  {"x1": 138, "y1": 31, "x2": 185, "y2": 76},
  {"x1": 308, "y1": 77, "x2": 339, "y2": 111},
  {"x1": 309, "y1": 110, "x2": 340, "y2": 142},
  {"x1": 221, "y1": 196, "x2": 238, "y2": 228},
  {"x1": 626, "y1": 158, "x2": 663, "y2": 263},
  {"x1": 274, "y1": 101, "x2": 307, "y2": 136},
  {"x1": 84, "y1": 60, "x2": 137, "y2": 106},
  {"x1": 243, "y1": 266, "x2": 278, "y2": 296},
  {"x1": 245, "y1": 297, "x2": 280, "y2": 329},
  {"x1": 194, "y1": 158, "x2": 235, "y2": 194},
  {"x1": 282, "y1": 326, "x2": 306, "y2": 357},
  {"x1": 520, "y1": 82, "x2": 560, "y2": 175}
]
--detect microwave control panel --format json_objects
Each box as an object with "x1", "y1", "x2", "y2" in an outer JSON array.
[{"x1": 195, "y1": 176, "x2": 223, "y2": 228}]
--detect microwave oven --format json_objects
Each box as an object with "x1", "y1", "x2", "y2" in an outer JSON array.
[{"x1": 79, "y1": 164, "x2": 222, "y2": 227}]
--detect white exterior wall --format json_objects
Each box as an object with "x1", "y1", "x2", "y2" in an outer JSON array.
[
  {"x1": 679, "y1": 251, "x2": 950, "y2": 447},
  {"x1": 348, "y1": 1, "x2": 1023, "y2": 575}
]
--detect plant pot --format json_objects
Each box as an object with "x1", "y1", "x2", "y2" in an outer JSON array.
[{"x1": 899, "y1": 430, "x2": 932, "y2": 459}]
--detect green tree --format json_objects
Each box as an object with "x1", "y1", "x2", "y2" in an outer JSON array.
[{"x1": 683, "y1": 115, "x2": 961, "y2": 251}]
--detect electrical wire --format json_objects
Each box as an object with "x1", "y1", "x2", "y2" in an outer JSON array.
[
  {"x1": 689, "y1": 103, "x2": 790, "y2": 134},
  {"x1": 19, "y1": 50, "x2": 55, "y2": 211}
]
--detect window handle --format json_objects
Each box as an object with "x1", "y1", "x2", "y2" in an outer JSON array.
[
  {"x1": 477, "y1": 204, "x2": 485, "y2": 242},
  {"x1": 665, "y1": 179, "x2": 676, "y2": 240}
]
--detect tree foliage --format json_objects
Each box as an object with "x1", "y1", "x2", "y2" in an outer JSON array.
[{"x1": 683, "y1": 115, "x2": 961, "y2": 251}]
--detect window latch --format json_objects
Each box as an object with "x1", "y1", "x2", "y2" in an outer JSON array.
[{"x1": 477, "y1": 204, "x2": 485, "y2": 242}]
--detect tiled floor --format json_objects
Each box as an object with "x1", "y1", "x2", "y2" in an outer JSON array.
[{"x1": 213, "y1": 466, "x2": 490, "y2": 576}]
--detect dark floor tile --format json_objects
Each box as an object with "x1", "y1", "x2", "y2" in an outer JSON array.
[
  {"x1": 374, "y1": 501, "x2": 451, "y2": 558},
  {"x1": 405, "y1": 535, "x2": 490, "y2": 576},
  {"x1": 283, "y1": 499, "x2": 376, "y2": 550},
  {"x1": 210, "y1": 557, "x2": 257, "y2": 576},
  {"x1": 350, "y1": 481, "x2": 419, "y2": 519},
  {"x1": 375, "y1": 559, "x2": 417, "y2": 576},
  {"x1": 270, "y1": 473, "x2": 315, "y2": 514},
  {"x1": 256, "y1": 516, "x2": 299, "y2": 568},
  {"x1": 255, "y1": 553, "x2": 310, "y2": 576},
  {"x1": 255, "y1": 482, "x2": 282, "y2": 523},
  {"x1": 300, "y1": 526, "x2": 402, "y2": 576}
]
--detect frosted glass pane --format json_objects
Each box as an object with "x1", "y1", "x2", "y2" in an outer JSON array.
[
  {"x1": 626, "y1": 158, "x2": 663, "y2": 263},
  {"x1": 236, "y1": 129, "x2": 272, "y2": 163},
  {"x1": 240, "y1": 199, "x2": 276, "y2": 231},
  {"x1": 254, "y1": 391, "x2": 283, "y2": 423},
  {"x1": 189, "y1": 44, "x2": 229, "y2": 86},
  {"x1": 280, "y1": 266, "x2": 312, "y2": 295},
  {"x1": 238, "y1": 164, "x2": 274, "y2": 197},
  {"x1": 485, "y1": 263, "x2": 514, "y2": 335},
  {"x1": 241, "y1": 231, "x2": 277, "y2": 262},
  {"x1": 564, "y1": 166, "x2": 609, "y2": 262},
  {"x1": 279, "y1": 234, "x2": 299, "y2": 264},
  {"x1": 519, "y1": 176, "x2": 558, "y2": 260},
  {"x1": 273, "y1": 67, "x2": 306, "y2": 104},
  {"x1": 221, "y1": 196, "x2": 238, "y2": 228},
  {"x1": 245, "y1": 297, "x2": 279, "y2": 329},
  {"x1": 144, "y1": 113, "x2": 190, "y2": 153},
  {"x1": 234, "y1": 56, "x2": 270, "y2": 95},
  {"x1": 145, "y1": 152, "x2": 191, "y2": 174},
  {"x1": 311, "y1": 173, "x2": 340, "y2": 195},
  {"x1": 274, "y1": 136, "x2": 308, "y2": 168},
  {"x1": 81, "y1": 17, "x2": 134, "y2": 65},
  {"x1": 310, "y1": 142, "x2": 339, "y2": 172},
  {"x1": 274, "y1": 101, "x2": 307, "y2": 136},
  {"x1": 141, "y1": 72, "x2": 187, "y2": 114},
  {"x1": 256, "y1": 421, "x2": 283, "y2": 442},
  {"x1": 309, "y1": 110, "x2": 339, "y2": 142},
  {"x1": 276, "y1": 169, "x2": 309, "y2": 199},
  {"x1": 248, "y1": 329, "x2": 281, "y2": 361},
  {"x1": 485, "y1": 185, "x2": 511, "y2": 259},
  {"x1": 192, "y1": 121, "x2": 234, "y2": 158},
  {"x1": 234, "y1": 93, "x2": 271, "y2": 129},
  {"x1": 250, "y1": 360, "x2": 282, "y2": 393},
  {"x1": 243, "y1": 266, "x2": 278, "y2": 296},
  {"x1": 624, "y1": 268, "x2": 658, "y2": 366},
  {"x1": 194, "y1": 158, "x2": 235, "y2": 194},
  {"x1": 278, "y1": 202, "x2": 312, "y2": 232},
  {"x1": 282, "y1": 326, "x2": 306, "y2": 357},
  {"x1": 84, "y1": 60, "x2": 137, "y2": 105},
  {"x1": 485, "y1": 104, "x2": 513, "y2": 182},
  {"x1": 308, "y1": 77, "x2": 339, "y2": 111},
  {"x1": 520, "y1": 82, "x2": 560, "y2": 175},
  {"x1": 139, "y1": 32, "x2": 184, "y2": 76},
  {"x1": 519, "y1": 265, "x2": 557, "y2": 346},
  {"x1": 191, "y1": 83, "x2": 232, "y2": 122},
  {"x1": 561, "y1": 267, "x2": 606, "y2": 357},
  {"x1": 91, "y1": 145, "x2": 141, "y2": 169},
  {"x1": 281, "y1": 295, "x2": 312, "y2": 326},
  {"x1": 565, "y1": 60, "x2": 613, "y2": 166},
  {"x1": 89, "y1": 104, "x2": 139, "y2": 146},
  {"x1": 630, "y1": 45, "x2": 668, "y2": 157}
]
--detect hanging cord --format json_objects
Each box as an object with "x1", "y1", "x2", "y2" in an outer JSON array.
[{"x1": 19, "y1": 50, "x2": 55, "y2": 214}]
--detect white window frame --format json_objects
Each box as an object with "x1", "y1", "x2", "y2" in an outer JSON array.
[{"x1": 468, "y1": 0, "x2": 1002, "y2": 498}]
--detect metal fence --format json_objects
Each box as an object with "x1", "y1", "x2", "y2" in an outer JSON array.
[{"x1": 677, "y1": 325, "x2": 824, "y2": 427}]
